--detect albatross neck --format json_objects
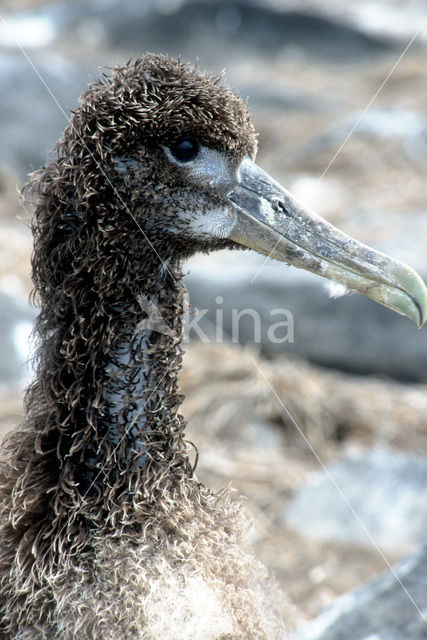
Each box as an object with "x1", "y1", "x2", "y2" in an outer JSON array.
[
  {"x1": 103, "y1": 263, "x2": 185, "y2": 459},
  {"x1": 41, "y1": 255, "x2": 191, "y2": 496}
]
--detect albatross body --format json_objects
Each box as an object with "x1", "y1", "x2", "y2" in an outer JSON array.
[{"x1": 0, "y1": 55, "x2": 425, "y2": 640}]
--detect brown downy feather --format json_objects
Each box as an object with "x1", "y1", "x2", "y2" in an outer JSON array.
[{"x1": 0, "y1": 55, "x2": 291, "y2": 639}]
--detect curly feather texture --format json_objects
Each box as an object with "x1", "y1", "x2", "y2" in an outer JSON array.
[{"x1": 0, "y1": 55, "x2": 291, "y2": 638}]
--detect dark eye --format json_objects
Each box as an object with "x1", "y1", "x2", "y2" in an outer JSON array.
[{"x1": 169, "y1": 136, "x2": 200, "y2": 163}]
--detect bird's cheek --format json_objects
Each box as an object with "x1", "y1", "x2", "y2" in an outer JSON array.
[{"x1": 170, "y1": 206, "x2": 238, "y2": 241}]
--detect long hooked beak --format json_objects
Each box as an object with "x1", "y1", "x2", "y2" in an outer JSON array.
[{"x1": 228, "y1": 158, "x2": 427, "y2": 327}]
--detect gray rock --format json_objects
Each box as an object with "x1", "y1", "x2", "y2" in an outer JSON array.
[
  {"x1": 285, "y1": 449, "x2": 427, "y2": 555},
  {"x1": 94, "y1": 1, "x2": 395, "y2": 61},
  {"x1": 0, "y1": 52, "x2": 92, "y2": 178},
  {"x1": 0, "y1": 292, "x2": 36, "y2": 386},
  {"x1": 297, "y1": 545, "x2": 427, "y2": 640},
  {"x1": 17, "y1": 0, "x2": 395, "y2": 62},
  {"x1": 185, "y1": 252, "x2": 427, "y2": 383},
  {"x1": 296, "y1": 108, "x2": 427, "y2": 165}
]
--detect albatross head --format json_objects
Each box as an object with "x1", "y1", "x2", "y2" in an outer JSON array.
[{"x1": 78, "y1": 54, "x2": 427, "y2": 326}]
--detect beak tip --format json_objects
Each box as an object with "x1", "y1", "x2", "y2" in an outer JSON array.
[
  {"x1": 417, "y1": 311, "x2": 426, "y2": 329},
  {"x1": 387, "y1": 263, "x2": 427, "y2": 329},
  {"x1": 413, "y1": 278, "x2": 427, "y2": 329}
]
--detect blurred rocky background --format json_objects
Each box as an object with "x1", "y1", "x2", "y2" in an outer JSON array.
[{"x1": 1, "y1": 0, "x2": 427, "y2": 637}]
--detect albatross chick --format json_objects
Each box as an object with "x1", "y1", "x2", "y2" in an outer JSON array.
[{"x1": 0, "y1": 54, "x2": 426, "y2": 640}]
